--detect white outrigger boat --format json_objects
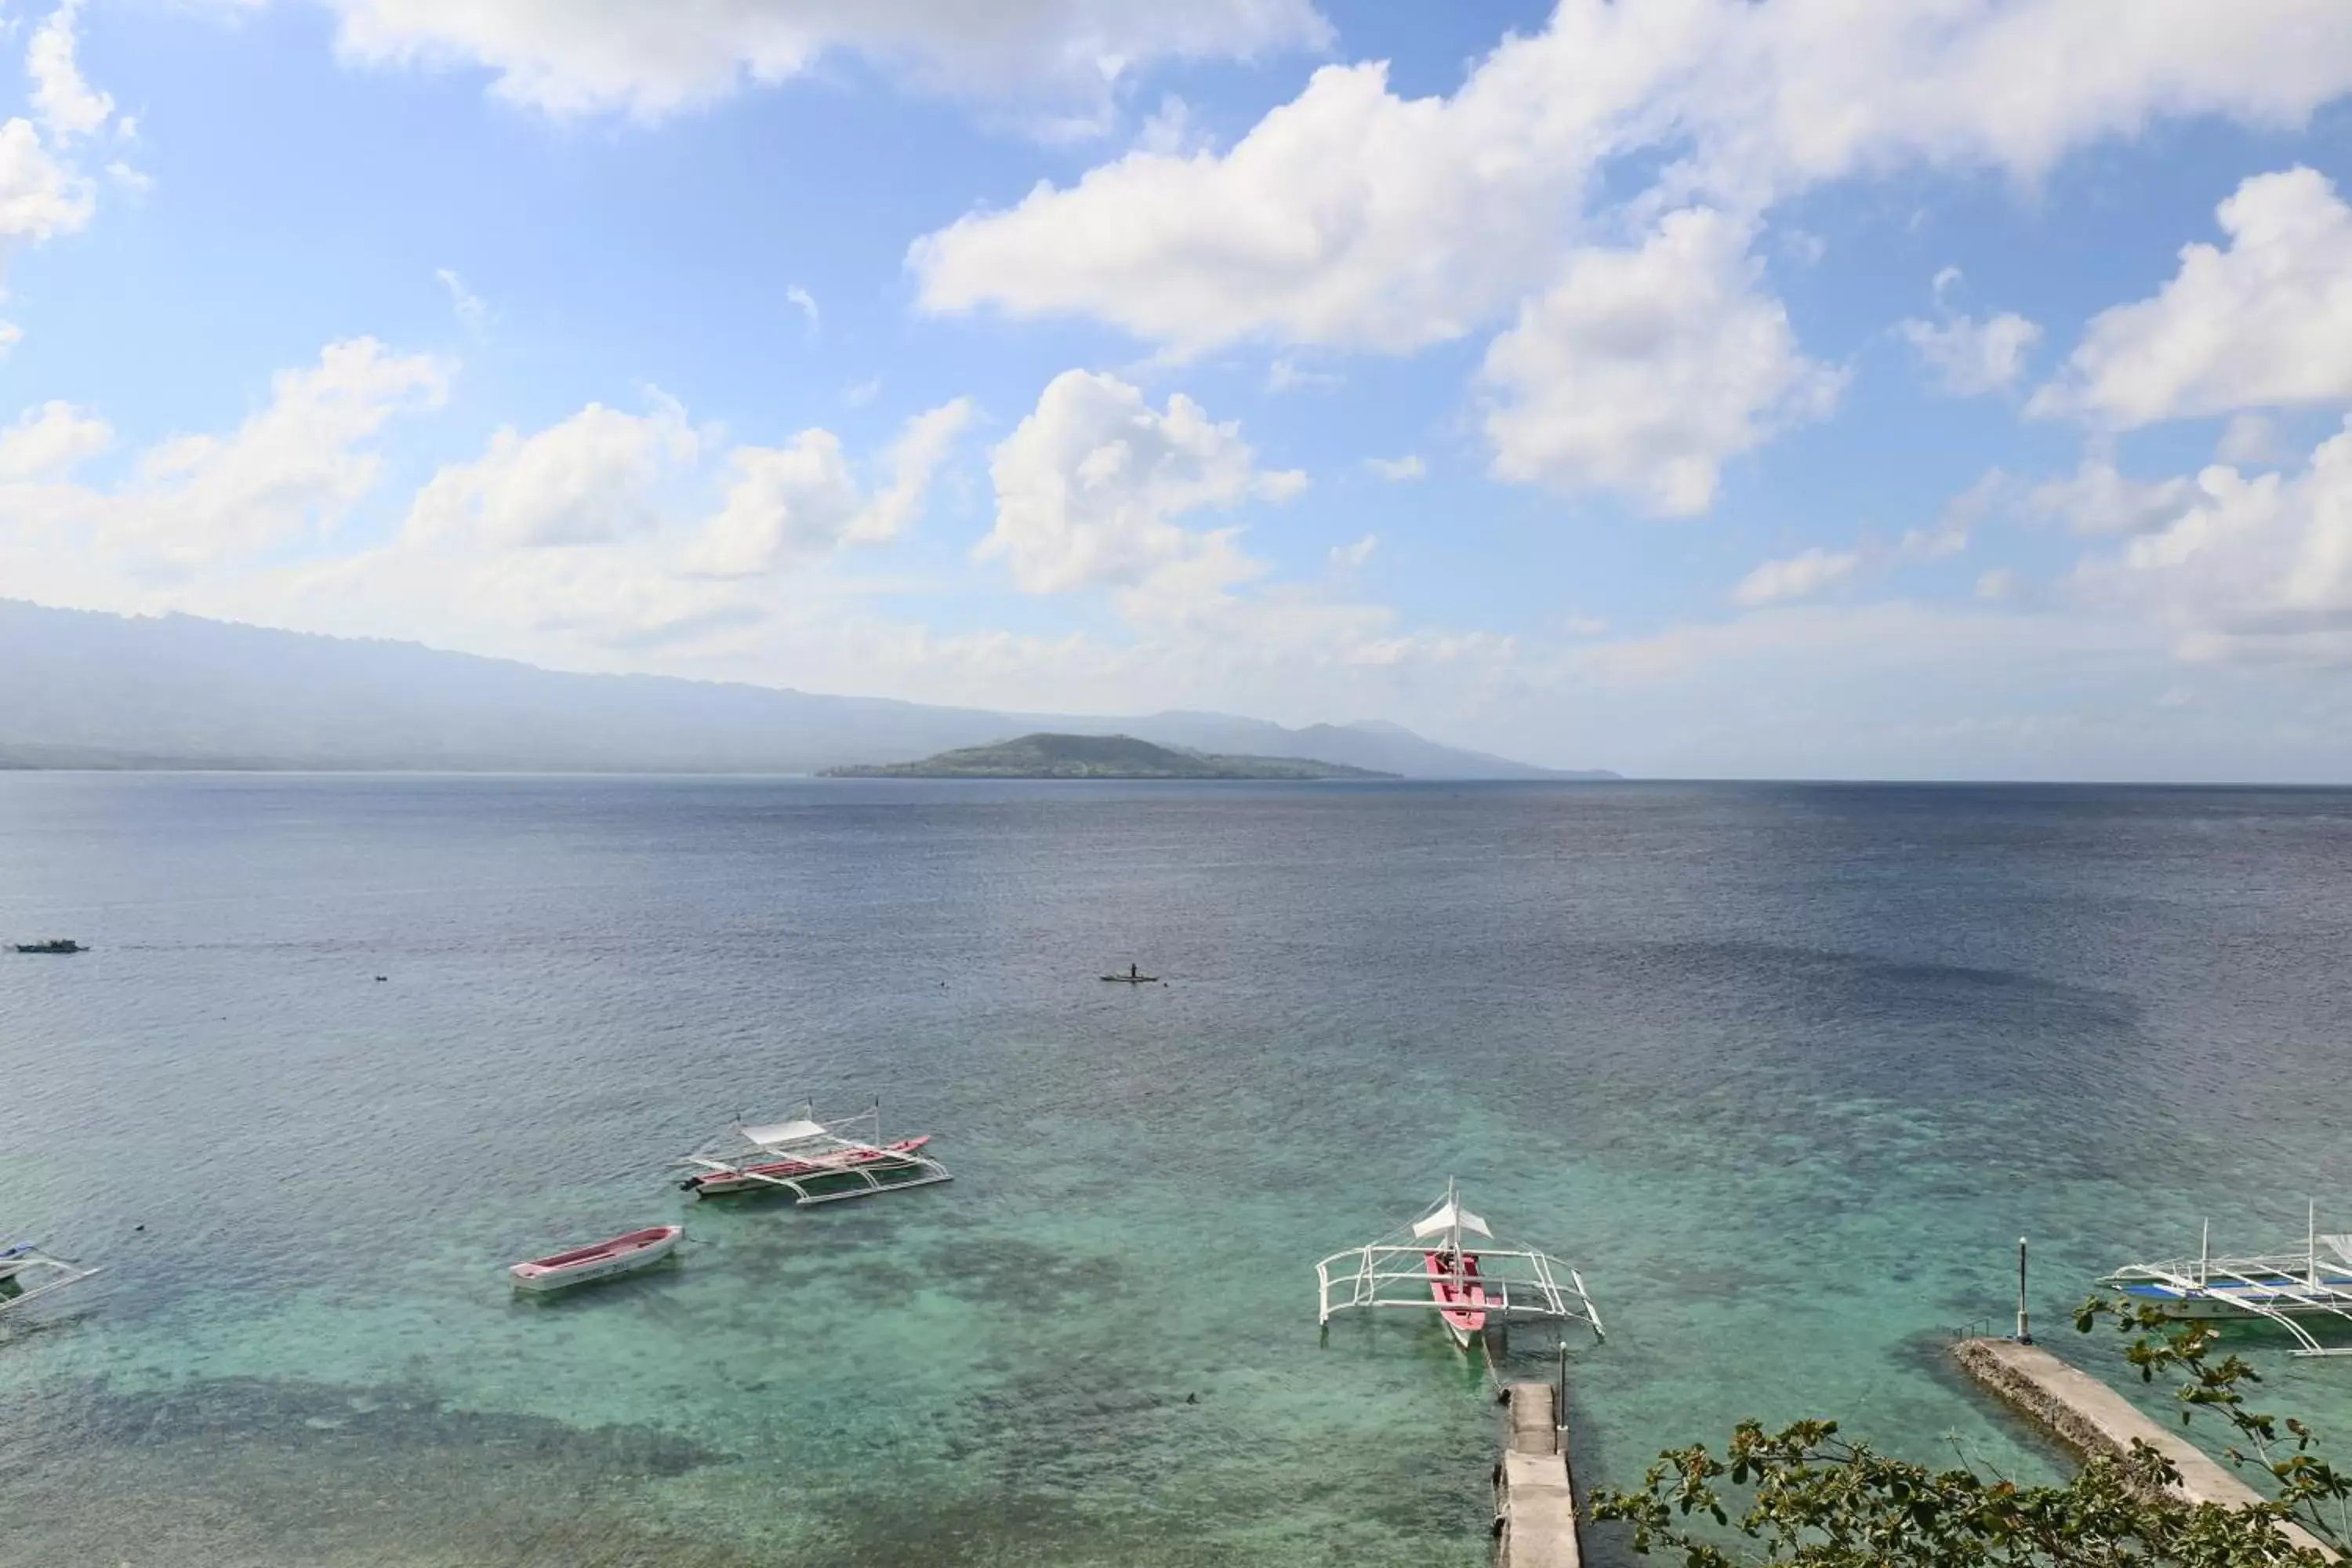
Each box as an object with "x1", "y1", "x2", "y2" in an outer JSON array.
[
  {"x1": 2102, "y1": 1203, "x2": 2352, "y2": 1356},
  {"x1": 0, "y1": 1238, "x2": 101, "y2": 1318},
  {"x1": 677, "y1": 1103, "x2": 952, "y2": 1204},
  {"x1": 1316, "y1": 1181, "x2": 1603, "y2": 1352}
]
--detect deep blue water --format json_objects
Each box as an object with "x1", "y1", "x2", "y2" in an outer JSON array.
[{"x1": 5, "y1": 775, "x2": 2352, "y2": 1566}]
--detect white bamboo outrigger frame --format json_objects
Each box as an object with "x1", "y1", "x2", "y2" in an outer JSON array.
[
  {"x1": 677, "y1": 1102, "x2": 953, "y2": 1205},
  {"x1": 0, "y1": 1240, "x2": 101, "y2": 1319},
  {"x1": 2102, "y1": 1201, "x2": 2352, "y2": 1356},
  {"x1": 1316, "y1": 1180, "x2": 1603, "y2": 1348}
]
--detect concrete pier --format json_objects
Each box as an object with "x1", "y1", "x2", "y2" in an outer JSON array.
[
  {"x1": 1495, "y1": 1383, "x2": 1580, "y2": 1568},
  {"x1": 1954, "y1": 1337, "x2": 2330, "y2": 1555}
]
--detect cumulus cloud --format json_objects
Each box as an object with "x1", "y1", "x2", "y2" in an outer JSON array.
[
  {"x1": 2088, "y1": 418, "x2": 2352, "y2": 662},
  {"x1": 913, "y1": 0, "x2": 2352, "y2": 358},
  {"x1": 1731, "y1": 546, "x2": 1863, "y2": 606},
  {"x1": 0, "y1": 340, "x2": 451, "y2": 568},
  {"x1": 1480, "y1": 209, "x2": 1842, "y2": 516},
  {"x1": 0, "y1": 114, "x2": 93, "y2": 243},
  {"x1": 405, "y1": 399, "x2": 699, "y2": 549},
  {"x1": 1897, "y1": 311, "x2": 2042, "y2": 396},
  {"x1": 2034, "y1": 167, "x2": 2352, "y2": 426},
  {"x1": 691, "y1": 397, "x2": 972, "y2": 575},
  {"x1": 0, "y1": 400, "x2": 111, "y2": 481},
  {"x1": 1364, "y1": 455, "x2": 1423, "y2": 481},
  {"x1": 2030, "y1": 458, "x2": 2198, "y2": 535},
  {"x1": 979, "y1": 370, "x2": 1303, "y2": 593},
  {"x1": 27, "y1": 0, "x2": 112, "y2": 142},
  {"x1": 310, "y1": 0, "x2": 1330, "y2": 120}
]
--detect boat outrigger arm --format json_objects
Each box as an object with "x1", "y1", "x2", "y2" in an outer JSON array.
[
  {"x1": 677, "y1": 1102, "x2": 953, "y2": 1205},
  {"x1": 0, "y1": 1241, "x2": 102, "y2": 1317},
  {"x1": 1315, "y1": 1184, "x2": 1604, "y2": 1342},
  {"x1": 2101, "y1": 1202, "x2": 2352, "y2": 1357}
]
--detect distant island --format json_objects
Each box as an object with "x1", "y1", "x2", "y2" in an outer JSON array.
[{"x1": 823, "y1": 733, "x2": 1401, "y2": 780}]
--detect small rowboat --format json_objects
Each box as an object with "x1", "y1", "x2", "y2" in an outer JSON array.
[
  {"x1": 509, "y1": 1225, "x2": 681, "y2": 1292},
  {"x1": 682, "y1": 1134, "x2": 935, "y2": 1196}
]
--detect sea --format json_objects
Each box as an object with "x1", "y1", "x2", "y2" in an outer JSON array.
[{"x1": 5, "y1": 774, "x2": 2352, "y2": 1567}]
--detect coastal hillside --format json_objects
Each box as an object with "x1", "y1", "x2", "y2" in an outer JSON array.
[
  {"x1": 0, "y1": 599, "x2": 1610, "y2": 778},
  {"x1": 822, "y1": 733, "x2": 1399, "y2": 779}
]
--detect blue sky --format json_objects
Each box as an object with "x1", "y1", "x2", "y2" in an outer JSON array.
[{"x1": 5, "y1": 1, "x2": 2352, "y2": 778}]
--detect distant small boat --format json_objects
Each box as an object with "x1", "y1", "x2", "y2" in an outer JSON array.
[
  {"x1": 1101, "y1": 964, "x2": 1158, "y2": 983},
  {"x1": 509, "y1": 1225, "x2": 681, "y2": 1293},
  {"x1": 13, "y1": 939, "x2": 84, "y2": 954}
]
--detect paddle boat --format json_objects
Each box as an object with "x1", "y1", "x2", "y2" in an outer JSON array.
[
  {"x1": 1316, "y1": 1181, "x2": 1603, "y2": 1352},
  {"x1": 510, "y1": 1225, "x2": 681, "y2": 1293},
  {"x1": 2102, "y1": 1203, "x2": 2352, "y2": 1356},
  {"x1": 0, "y1": 1239, "x2": 102, "y2": 1317},
  {"x1": 677, "y1": 1102, "x2": 952, "y2": 1204}
]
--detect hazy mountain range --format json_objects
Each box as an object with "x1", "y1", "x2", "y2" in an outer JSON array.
[{"x1": 0, "y1": 600, "x2": 1611, "y2": 779}]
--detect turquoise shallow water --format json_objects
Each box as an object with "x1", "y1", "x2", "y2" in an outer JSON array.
[{"x1": 6, "y1": 775, "x2": 2352, "y2": 1566}]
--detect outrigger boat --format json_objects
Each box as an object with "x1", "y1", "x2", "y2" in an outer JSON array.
[
  {"x1": 13, "y1": 939, "x2": 83, "y2": 954},
  {"x1": 2102, "y1": 1202, "x2": 2352, "y2": 1356},
  {"x1": 677, "y1": 1103, "x2": 952, "y2": 1204},
  {"x1": 510, "y1": 1225, "x2": 681, "y2": 1293},
  {"x1": 0, "y1": 1239, "x2": 101, "y2": 1317},
  {"x1": 1316, "y1": 1181, "x2": 1603, "y2": 1352}
]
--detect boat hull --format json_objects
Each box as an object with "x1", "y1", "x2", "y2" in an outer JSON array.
[
  {"x1": 510, "y1": 1225, "x2": 681, "y2": 1292},
  {"x1": 684, "y1": 1135, "x2": 933, "y2": 1196},
  {"x1": 2115, "y1": 1277, "x2": 2352, "y2": 1319},
  {"x1": 1425, "y1": 1251, "x2": 1488, "y2": 1348}
]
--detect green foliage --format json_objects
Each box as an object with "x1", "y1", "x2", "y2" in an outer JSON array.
[{"x1": 1586, "y1": 1299, "x2": 2348, "y2": 1566}]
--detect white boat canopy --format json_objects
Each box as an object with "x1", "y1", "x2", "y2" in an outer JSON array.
[
  {"x1": 739, "y1": 1119, "x2": 829, "y2": 1148},
  {"x1": 1411, "y1": 1200, "x2": 1490, "y2": 1241},
  {"x1": 2102, "y1": 1202, "x2": 2352, "y2": 1357}
]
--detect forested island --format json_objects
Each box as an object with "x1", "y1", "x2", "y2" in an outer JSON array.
[{"x1": 822, "y1": 732, "x2": 1400, "y2": 780}]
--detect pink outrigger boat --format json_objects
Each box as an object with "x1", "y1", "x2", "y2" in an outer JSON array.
[
  {"x1": 677, "y1": 1105, "x2": 953, "y2": 1204},
  {"x1": 1314, "y1": 1181, "x2": 1604, "y2": 1354},
  {"x1": 509, "y1": 1225, "x2": 681, "y2": 1292}
]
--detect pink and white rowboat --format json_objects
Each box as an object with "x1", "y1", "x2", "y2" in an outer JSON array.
[{"x1": 509, "y1": 1225, "x2": 681, "y2": 1292}]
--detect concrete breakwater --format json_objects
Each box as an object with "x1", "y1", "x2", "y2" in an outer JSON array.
[
  {"x1": 1953, "y1": 1337, "x2": 2331, "y2": 1556},
  {"x1": 1494, "y1": 1382, "x2": 1580, "y2": 1568}
]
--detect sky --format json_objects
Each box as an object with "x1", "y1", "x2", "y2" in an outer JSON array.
[{"x1": 2, "y1": 2, "x2": 2352, "y2": 779}]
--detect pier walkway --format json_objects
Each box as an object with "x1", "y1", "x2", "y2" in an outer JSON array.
[
  {"x1": 1954, "y1": 1337, "x2": 2331, "y2": 1556},
  {"x1": 1495, "y1": 1382, "x2": 1580, "y2": 1568}
]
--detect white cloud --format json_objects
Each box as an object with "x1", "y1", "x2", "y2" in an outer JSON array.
[
  {"x1": 1327, "y1": 532, "x2": 1376, "y2": 570},
  {"x1": 2089, "y1": 417, "x2": 2352, "y2": 662},
  {"x1": 0, "y1": 340, "x2": 452, "y2": 568},
  {"x1": 1479, "y1": 208, "x2": 1842, "y2": 516},
  {"x1": 405, "y1": 398, "x2": 698, "y2": 549},
  {"x1": 2033, "y1": 167, "x2": 2352, "y2": 426},
  {"x1": 2217, "y1": 413, "x2": 2285, "y2": 466},
  {"x1": 436, "y1": 267, "x2": 489, "y2": 332},
  {"x1": 786, "y1": 284, "x2": 818, "y2": 335},
  {"x1": 911, "y1": 0, "x2": 2352, "y2": 358},
  {"x1": 27, "y1": 1, "x2": 112, "y2": 143},
  {"x1": 1897, "y1": 310, "x2": 2041, "y2": 396},
  {"x1": 1364, "y1": 454, "x2": 1424, "y2": 481},
  {"x1": 691, "y1": 397, "x2": 972, "y2": 575},
  {"x1": 0, "y1": 399, "x2": 111, "y2": 481},
  {"x1": 122, "y1": 340, "x2": 451, "y2": 564},
  {"x1": 1731, "y1": 546, "x2": 1862, "y2": 606},
  {"x1": 310, "y1": 0, "x2": 1330, "y2": 120},
  {"x1": 0, "y1": 321, "x2": 22, "y2": 358},
  {"x1": 0, "y1": 115, "x2": 94, "y2": 242},
  {"x1": 978, "y1": 370, "x2": 1301, "y2": 593},
  {"x1": 2030, "y1": 457, "x2": 2197, "y2": 535}
]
